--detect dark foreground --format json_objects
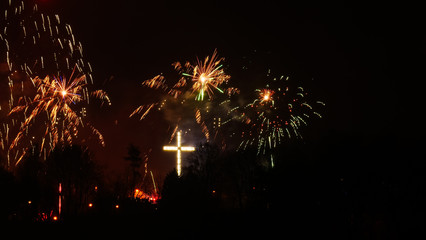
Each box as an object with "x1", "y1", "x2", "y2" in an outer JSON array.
[
  {"x1": 3, "y1": 211, "x2": 340, "y2": 238},
  {"x1": 4, "y1": 208, "x2": 425, "y2": 239},
  {"x1": 2, "y1": 137, "x2": 425, "y2": 239}
]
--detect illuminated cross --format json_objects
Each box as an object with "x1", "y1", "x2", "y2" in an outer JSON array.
[{"x1": 163, "y1": 130, "x2": 195, "y2": 176}]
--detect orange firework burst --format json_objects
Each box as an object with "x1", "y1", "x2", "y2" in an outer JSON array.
[
  {"x1": 1, "y1": 0, "x2": 109, "y2": 167},
  {"x1": 183, "y1": 49, "x2": 230, "y2": 101},
  {"x1": 8, "y1": 68, "x2": 108, "y2": 165},
  {"x1": 258, "y1": 89, "x2": 275, "y2": 104},
  {"x1": 52, "y1": 76, "x2": 83, "y2": 104}
]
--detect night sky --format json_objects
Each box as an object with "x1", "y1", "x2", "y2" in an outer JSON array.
[{"x1": 28, "y1": 0, "x2": 425, "y2": 179}]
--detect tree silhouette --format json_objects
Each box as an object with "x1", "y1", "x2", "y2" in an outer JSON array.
[
  {"x1": 15, "y1": 145, "x2": 48, "y2": 219},
  {"x1": 161, "y1": 143, "x2": 270, "y2": 210},
  {"x1": 124, "y1": 144, "x2": 142, "y2": 195},
  {"x1": 185, "y1": 143, "x2": 220, "y2": 187},
  {"x1": 0, "y1": 166, "x2": 18, "y2": 220},
  {"x1": 46, "y1": 145, "x2": 100, "y2": 218},
  {"x1": 160, "y1": 169, "x2": 181, "y2": 210}
]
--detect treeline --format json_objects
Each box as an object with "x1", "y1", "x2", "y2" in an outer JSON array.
[
  {"x1": 159, "y1": 135, "x2": 426, "y2": 238},
  {"x1": 0, "y1": 145, "x2": 102, "y2": 221},
  {"x1": 0, "y1": 134, "x2": 425, "y2": 238}
]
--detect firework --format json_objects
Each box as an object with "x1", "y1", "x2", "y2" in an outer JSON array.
[
  {"x1": 1, "y1": 1, "x2": 108, "y2": 167},
  {"x1": 237, "y1": 71, "x2": 325, "y2": 155},
  {"x1": 8, "y1": 68, "x2": 108, "y2": 165},
  {"x1": 131, "y1": 50, "x2": 236, "y2": 144},
  {"x1": 184, "y1": 50, "x2": 230, "y2": 101}
]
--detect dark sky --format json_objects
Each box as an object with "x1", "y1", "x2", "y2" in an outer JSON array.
[{"x1": 33, "y1": 0, "x2": 425, "y2": 179}]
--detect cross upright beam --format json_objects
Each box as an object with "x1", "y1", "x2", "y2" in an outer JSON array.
[{"x1": 163, "y1": 130, "x2": 195, "y2": 176}]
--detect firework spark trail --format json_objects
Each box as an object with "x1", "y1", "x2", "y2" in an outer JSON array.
[
  {"x1": 91, "y1": 89, "x2": 111, "y2": 106},
  {"x1": 139, "y1": 148, "x2": 152, "y2": 187},
  {"x1": 130, "y1": 103, "x2": 155, "y2": 120},
  {"x1": 1, "y1": 1, "x2": 94, "y2": 84},
  {"x1": 169, "y1": 125, "x2": 178, "y2": 144},
  {"x1": 195, "y1": 109, "x2": 210, "y2": 141},
  {"x1": 0, "y1": 1, "x2": 109, "y2": 167}
]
